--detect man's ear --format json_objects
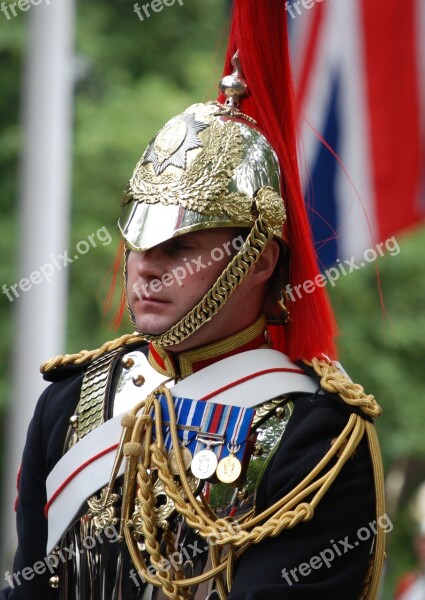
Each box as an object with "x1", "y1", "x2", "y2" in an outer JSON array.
[{"x1": 251, "y1": 239, "x2": 280, "y2": 284}]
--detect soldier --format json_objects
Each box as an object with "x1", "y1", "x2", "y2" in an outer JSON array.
[{"x1": 1, "y1": 1, "x2": 385, "y2": 599}]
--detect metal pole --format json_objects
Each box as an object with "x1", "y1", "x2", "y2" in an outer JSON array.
[{"x1": 1, "y1": 0, "x2": 75, "y2": 570}]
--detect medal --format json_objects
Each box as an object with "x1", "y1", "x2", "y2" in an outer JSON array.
[
  {"x1": 217, "y1": 408, "x2": 250, "y2": 483},
  {"x1": 191, "y1": 433, "x2": 224, "y2": 479},
  {"x1": 168, "y1": 446, "x2": 192, "y2": 475},
  {"x1": 216, "y1": 444, "x2": 242, "y2": 484},
  {"x1": 190, "y1": 403, "x2": 229, "y2": 480},
  {"x1": 216, "y1": 455, "x2": 242, "y2": 483},
  {"x1": 191, "y1": 448, "x2": 218, "y2": 479}
]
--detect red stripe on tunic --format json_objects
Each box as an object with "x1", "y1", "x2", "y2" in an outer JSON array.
[{"x1": 44, "y1": 444, "x2": 119, "y2": 517}]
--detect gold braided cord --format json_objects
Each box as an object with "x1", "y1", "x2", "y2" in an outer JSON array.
[
  {"x1": 40, "y1": 332, "x2": 143, "y2": 374},
  {"x1": 115, "y1": 378, "x2": 380, "y2": 600},
  {"x1": 142, "y1": 216, "x2": 274, "y2": 347},
  {"x1": 359, "y1": 557, "x2": 376, "y2": 600},
  {"x1": 307, "y1": 358, "x2": 382, "y2": 419},
  {"x1": 307, "y1": 358, "x2": 385, "y2": 600},
  {"x1": 361, "y1": 421, "x2": 386, "y2": 600},
  {"x1": 211, "y1": 543, "x2": 227, "y2": 599}
]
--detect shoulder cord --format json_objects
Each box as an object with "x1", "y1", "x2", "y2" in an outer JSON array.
[
  {"x1": 309, "y1": 358, "x2": 385, "y2": 600},
  {"x1": 108, "y1": 358, "x2": 384, "y2": 600},
  {"x1": 40, "y1": 332, "x2": 143, "y2": 374}
]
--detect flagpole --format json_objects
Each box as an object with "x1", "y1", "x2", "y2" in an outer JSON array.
[{"x1": 1, "y1": 0, "x2": 75, "y2": 571}]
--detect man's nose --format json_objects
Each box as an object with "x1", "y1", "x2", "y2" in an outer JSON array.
[{"x1": 133, "y1": 247, "x2": 166, "y2": 279}]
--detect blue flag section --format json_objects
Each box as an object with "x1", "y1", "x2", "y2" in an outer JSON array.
[{"x1": 288, "y1": 0, "x2": 425, "y2": 267}]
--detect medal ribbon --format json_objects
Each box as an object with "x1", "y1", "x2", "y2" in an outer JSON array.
[
  {"x1": 193, "y1": 402, "x2": 232, "y2": 457},
  {"x1": 220, "y1": 407, "x2": 254, "y2": 462},
  {"x1": 155, "y1": 395, "x2": 254, "y2": 462}
]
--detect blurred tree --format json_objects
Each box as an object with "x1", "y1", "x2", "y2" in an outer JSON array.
[
  {"x1": 330, "y1": 228, "x2": 425, "y2": 463},
  {"x1": 0, "y1": 16, "x2": 25, "y2": 408}
]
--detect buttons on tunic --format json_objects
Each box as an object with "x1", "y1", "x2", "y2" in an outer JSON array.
[
  {"x1": 121, "y1": 356, "x2": 135, "y2": 369},
  {"x1": 132, "y1": 374, "x2": 145, "y2": 387},
  {"x1": 121, "y1": 354, "x2": 145, "y2": 386},
  {"x1": 252, "y1": 443, "x2": 263, "y2": 456},
  {"x1": 69, "y1": 415, "x2": 79, "y2": 428}
]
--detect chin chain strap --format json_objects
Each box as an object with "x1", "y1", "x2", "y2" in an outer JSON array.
[{"x1": 142, "y1": 216, "x2": 274, "y2": 347}]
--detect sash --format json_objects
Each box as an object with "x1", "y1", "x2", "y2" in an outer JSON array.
[{"x1": 45, "y1": 349, "x2": 318, "y2": 553}]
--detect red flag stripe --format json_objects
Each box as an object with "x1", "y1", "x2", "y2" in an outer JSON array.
[{"x1": 361, "y1": 0, "x2": 423, "y2": 240}]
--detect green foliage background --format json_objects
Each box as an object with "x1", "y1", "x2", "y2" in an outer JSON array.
[{"x1": 0, "y1": 1, "x2": 424, "y2": 597}]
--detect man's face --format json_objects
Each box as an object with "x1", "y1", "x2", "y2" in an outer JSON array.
[{"x1": 126, "y1": 228, "x2": 246, "y2": 343}]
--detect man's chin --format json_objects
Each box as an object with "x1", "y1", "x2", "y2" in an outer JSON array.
[{"x1": 134, "y1": 319, "x2": 173, "y2": 337}]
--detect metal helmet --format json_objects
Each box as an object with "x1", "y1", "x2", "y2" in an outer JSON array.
[
  {"x1": 118, "y1": 101, "x2": 285, "y2": 252},
  {"x1": 117, "y1": 65, "x2": 287, "y2": 347}
]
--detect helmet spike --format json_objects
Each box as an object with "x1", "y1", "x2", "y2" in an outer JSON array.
[{"x1": 219, "y1": 51, "x2": 248, "y2": 108}]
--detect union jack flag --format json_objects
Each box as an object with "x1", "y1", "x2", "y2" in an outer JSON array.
[{"x1": 288, "y1": 0, "x2": 425, "y2": 267}]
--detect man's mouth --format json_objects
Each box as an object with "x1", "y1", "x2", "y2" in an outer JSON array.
[{"x1": 140, "y1": 295, "x2": 169, "y2": 304}]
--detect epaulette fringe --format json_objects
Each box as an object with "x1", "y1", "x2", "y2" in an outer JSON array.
[{"x1": 40, "y1": 332, "x2": 144, "y2": 374}]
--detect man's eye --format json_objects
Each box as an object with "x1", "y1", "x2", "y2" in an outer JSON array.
[{"x1": 172, "y1": 241, "x2": 195, "y2": 252}]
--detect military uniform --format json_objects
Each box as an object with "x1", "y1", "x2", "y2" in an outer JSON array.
[{"x1": 2, "y1": 324, "x2": 375, "y2": 599}]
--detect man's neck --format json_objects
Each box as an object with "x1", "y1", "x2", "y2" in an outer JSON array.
[{"x1": 148, "y1": 314, "x2": 270, "y2": 378}]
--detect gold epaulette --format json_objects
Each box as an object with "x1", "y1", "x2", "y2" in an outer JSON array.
[
  {"x1": 40, "y1": 332, "x2": 144, "y2": 374},
  {"x1": 306, "y1": 358, "x2": 382, "y2": 420}
]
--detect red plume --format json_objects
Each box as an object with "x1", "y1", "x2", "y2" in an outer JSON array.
[
  {"x1": 218, "y1": 0, "x2": 337, "y2": 361},
  {"x1": 103, "y1": 240, "x2": 127, "y2": 330}
]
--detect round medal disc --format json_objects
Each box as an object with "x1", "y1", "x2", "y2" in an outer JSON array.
[
  {"x1": 168, "y1": 447, "x2": 192, "y2": 475},
  {"x1": 216, "y1": 455, "x2": 242, "y2": 484},
  {"x1": 190, "y1": 449, "x2": 218, "y2": 479}
]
